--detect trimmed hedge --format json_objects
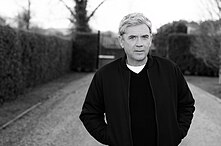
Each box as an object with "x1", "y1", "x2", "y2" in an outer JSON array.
[
  {"x1": 0, "y1": 26, "x2": 73, "y2": 102},
  {"x1": 168, "y1": 33, "x2": 192, "y2": 71},
  {"x1": 168, "y1": 33, "x2": 218, "y2": 76},
  {"x1": 72, "y1": 32, "x2": 98, "y2": 71}
]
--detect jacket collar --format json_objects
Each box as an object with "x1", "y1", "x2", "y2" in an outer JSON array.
[{"x1": 120, "y1": 53, "x2": 154, "y2": 70}]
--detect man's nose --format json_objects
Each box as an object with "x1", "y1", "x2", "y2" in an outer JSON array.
[{"x1": 136, "y1": 37, "x2": 143, "y2": 47}]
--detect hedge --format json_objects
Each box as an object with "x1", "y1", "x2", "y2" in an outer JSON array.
[
  {"x1": 168, "y1": 33, "x2": 218, "y2": 76},
  {"x1": 72, "y1": 32, "x2": 99, "y2": 71},
  {"x1": 0, "y1": 26, "x2": 73, "y2": 102}
]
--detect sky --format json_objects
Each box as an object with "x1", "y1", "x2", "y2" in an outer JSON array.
[{"x1": 0, "y1": 0, "x2": 216, "y2": 33}]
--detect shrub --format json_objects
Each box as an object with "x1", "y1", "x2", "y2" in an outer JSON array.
[
  {"x1": 72, "y1": 32, "x2": 98, "y2": 71},
  {"x1": 168, "y1": 33, "x2": 218, "y2": 76},
  {"x1": 0, "y1": 26, "x2": 72, "y2": 102}
]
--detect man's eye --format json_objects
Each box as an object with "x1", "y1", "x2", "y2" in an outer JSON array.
[
  {"x1": 129, "y1": 36, "x2": 136, "y2": 39},
  {"x1": 142, "y1": 35, "x2": 149, "y2": 39}
]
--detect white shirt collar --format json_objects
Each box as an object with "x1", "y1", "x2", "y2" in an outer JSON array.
[{"x1": 126, "y1": 63, "x2": 146, "y2": 74}]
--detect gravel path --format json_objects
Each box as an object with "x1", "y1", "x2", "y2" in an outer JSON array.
[
  {"x1": 0, "y1": 73, "x2": 221, "y2": 146},
  {"x1": 179, "y1": 83, "x2": 221, "y2": 146},
  {"x1": 0, "y1": 73, "x2": 102, "y2": 146}
]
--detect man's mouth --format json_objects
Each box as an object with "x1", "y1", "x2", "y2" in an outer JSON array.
[{"x1": 134, "y1": 50, "x2": 144, "y2": 52}]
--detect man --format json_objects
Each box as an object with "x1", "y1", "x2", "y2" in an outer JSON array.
[{"x1": 79, "y1": 13, "x2": 195, "y2": 146}]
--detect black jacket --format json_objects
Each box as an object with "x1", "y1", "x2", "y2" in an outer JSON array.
[{"x1": 79, "y1": 55, "x2": 195, "y2": 146}]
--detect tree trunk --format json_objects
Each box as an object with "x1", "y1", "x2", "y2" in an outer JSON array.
[
  {"x1": 219, "y1": 68, "x2": 221, "y2": 84},
  {"x1": 219, "y1": 50, "x2": 221, "y2": 84}
]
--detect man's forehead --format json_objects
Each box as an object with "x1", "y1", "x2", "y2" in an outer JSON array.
[
  {"x1": 124, "y1": 32, "x2": 151, "y2": 36},
  {"x1": 124, "y1": 24, "x2": 151, "y2": 35},
  {"x1": 124, "y1": 31, "x2": 151, "y2": 36}
]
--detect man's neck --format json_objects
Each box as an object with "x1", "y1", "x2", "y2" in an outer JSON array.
[{"x1": 127, "y1": 57, "x2": 148, "y2": 66}]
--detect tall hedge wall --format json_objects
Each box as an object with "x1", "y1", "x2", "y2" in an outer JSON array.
[
  {"x1": 168, "y1": 33, "x2": 218, "y2": 76},
  {"x1": 72, "y1": 32, "x2": 98, "y2": 71},
  {"x1": 0, "y1": 26, "x2": 73, "y2": 102}
]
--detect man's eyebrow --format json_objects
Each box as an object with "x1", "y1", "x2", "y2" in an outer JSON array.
[
  {"x1": 141, "y1": 34, "x2": 150, "y2": 36},
  {"x1": 127, "y1": 34, "x2": 150, "y2": 37},
  {"x1": 127, "y1": 34, "x2": 137, "y2": 38}
]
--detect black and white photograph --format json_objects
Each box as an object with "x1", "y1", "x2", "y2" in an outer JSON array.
[{"x1": 0, "y1": 0, "x2": 221, "y2": 146}]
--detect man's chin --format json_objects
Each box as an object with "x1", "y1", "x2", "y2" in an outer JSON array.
[{"x1": 134, "y1": 55, "x2": 147, "y2": 61}]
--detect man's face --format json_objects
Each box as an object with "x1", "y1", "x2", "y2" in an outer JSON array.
[{"x1": 119, "y1": 24, "x2": 152, "y2": 66}]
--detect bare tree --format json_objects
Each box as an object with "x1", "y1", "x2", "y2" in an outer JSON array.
[
  {"x1": 16, "y1": 0, "x2": 31, "y2": 30},
  {"x1": 199, "y1": 0, "x2": 221, "y2": 83},
  {"x1": 199, "y1": 0, "x2": 220, "y2": 19},
  {"x1": 59, "y1": 0, "x2": 106, "y2": 32}
]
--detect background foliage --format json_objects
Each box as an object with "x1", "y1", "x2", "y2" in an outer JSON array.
[
  {"x1": 153, "y1": 20, "x2": 219, "y2": 77},
  {"x1": 168, "y1": 33, "x2": 218, "y2": 76},
  {"x1": 0, "y1": 25, "x2": 73, "y2": 102},
  {"x1": 72, "y1": 32, "x2": 98, "y2": 71}
]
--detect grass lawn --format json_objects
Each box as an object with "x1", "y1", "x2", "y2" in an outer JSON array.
[{"x1": 185, "y1": 75, "x2": 221, "y2": 100}]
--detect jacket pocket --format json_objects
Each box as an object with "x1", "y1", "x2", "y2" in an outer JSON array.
[
  {"x1": 179, "y1": 126, "x2": 186, "y2": 140},
  {"x1": 174, "y1": 125, "x2": 183, "y2": 145},
  {"x1": 106, "y1": 125, "x2": 111, "y2": 145},
  {"x1": 176, "y1": 127, "x2": 184, "y2": 145}
]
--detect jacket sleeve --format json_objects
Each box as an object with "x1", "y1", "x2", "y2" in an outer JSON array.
[
  {"x1": 175, "y1": 66, "x2": 195, "y2": 139},
  {"x1": 79, "y1": 72, "x2": 108, "y2": 145}
]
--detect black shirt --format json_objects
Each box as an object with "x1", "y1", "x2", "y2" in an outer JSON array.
[{"x1": 129, "y1": 64, "x2": 157, "y2": 146}]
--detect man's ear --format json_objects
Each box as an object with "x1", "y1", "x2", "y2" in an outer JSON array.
[
  {"x1": 118, "y1": 35, "x2": 124, "y2": 48},
  {"x1": 149, "y1": 35, "x2": 153, "y2": 47},
  {"x1": 149, "y1": 40, "x2": 152, "y2": 47}
]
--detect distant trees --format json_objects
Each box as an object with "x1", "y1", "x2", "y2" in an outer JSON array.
[
  {"x1": 153, "y1": 19, "x2": 220, "y2": 76},
  {"x1": 153, "y1": 20, "x2": 188, "y2": 57},
  {"x1": 191, "y1": 20, "x2": 220, "y2": 69},
  {"x1": 59, "y1": 0, "x2": 106, "y2": 32},
  {"x1": 199, "y1": 0, "x2": 221, "y2": 82},
  {"x1": 16, "y1": 0, "x2": 31, "y2": 30},
  {"x1": 199, "y1": 0, "x2": 221, "y2": 20},
  {"x1": 199, "y1": 20, "x2": 221, "y2": 35}
]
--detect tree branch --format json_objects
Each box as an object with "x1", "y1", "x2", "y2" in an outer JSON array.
[
  {"x1": 213, "y1": 0, "x2": 221, "y2": 18},
  {"x1": 59, "y1": 0, "x2": 76, "y2": 18},
  {"x1": 87, "y1": 0, "x2": 106, "y2": 22},
  {"x1": 68, "y1": 18, "x2": 75, "y2": 24}
]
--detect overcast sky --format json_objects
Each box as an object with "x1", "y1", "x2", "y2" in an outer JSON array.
[{"x1": 0, "y1": 0, "x2": 216, "y2": 33}]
